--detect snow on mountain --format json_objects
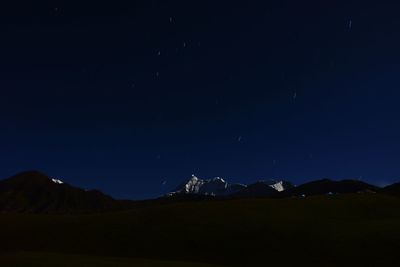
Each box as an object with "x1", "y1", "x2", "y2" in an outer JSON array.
[
  {"x1": 261, "y1": 180, "x2": 294, "y2": 192},
  {"x1": 0, "y1": 171, "x2": 121, "y2": 213},
  {"x1": 51, "y1": 178, "x2": 64, "y2": 185},
  {"x1": 170, "y1": 175, "x2": 245, "y2": 196},
  {"x1": 178, "y1": 175, "x2": 204, "y2": 193},
  {"x1": 269, "y1": 181, "x2": 285, "y2": 192},
  {"x1": 169, "y1": 176, "x2": 292, "y2": 197}
]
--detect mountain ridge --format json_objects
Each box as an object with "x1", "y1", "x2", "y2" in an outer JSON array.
[
  {"x1": 0, "y1": 171, "x2": 126, "y2": 213},
  {"x1": 168, "y1": 175, "x2": 294, "y2": 198},
  {"x1": 167, "y1": 176, "x2": 391, "y2": 199},
  {"x1": 0, "y1": 171, "x2": 399, "y2": 214}
]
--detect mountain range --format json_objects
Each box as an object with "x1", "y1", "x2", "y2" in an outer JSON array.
[
  {"x1": 0, "y1": 171, "x2": 126, "y2": 213},
  {"x1": 168, "y1": 175, "x2": 388, "y2": 199},
  {"x1": 168, "y1": 175, "x2": 294, "y2": 198},
  {"x1": 0, "y1": 171, "x2": 400, "y2": 213}
]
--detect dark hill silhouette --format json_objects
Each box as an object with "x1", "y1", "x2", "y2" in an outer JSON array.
[
  {"x1": 1, "y1": 171, "x2": 399, "y2": 214},
  {"x1": 0, "y1": 171, "x2": 124, "y2": 213},
  {"x1": 381, "y1": 183, "x2": 400, "y2": 196},
  {"x1": 284, "y1": 179, "x2": 379, "y2": 197},
  {"x1": 232, "y1": 182, "x2": 279, "y2": 198}
]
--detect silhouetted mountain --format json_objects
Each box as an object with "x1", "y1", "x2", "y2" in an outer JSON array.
[
  {"x1": 284, "y1": 179, "x2": 379, "y2": 197},
  {"x1": 232, "y1": 182, "x2": 279, "y2": 198},
  {"x1": 263, "y1": 180, "x2": 294, "y2": 192},
  {"x1": 169, "y1": 176, "x2": 294, "y2": 198},
  {"x1": 169, "y1": 175, "x2": 246, "y2": 196},
  {"x1": 1, "y1": 171, "x2": 393, "y2": 214},
  {"x1": 0, "y1": 171, "x2": 124, "y2": 213},
  {"x1": 381, "y1": 183, "x2": 400, "y2": 196},
  {"x1": 168, "y1": 175, "x2": 293, "y2": 198}
]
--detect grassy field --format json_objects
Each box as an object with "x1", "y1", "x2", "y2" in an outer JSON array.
[
  {"x1": 0, "y1": 252, "x2": 221, "y2": 267},
  {"x1": 1, "y1": 194, "x2": 400, "y2": 266}
]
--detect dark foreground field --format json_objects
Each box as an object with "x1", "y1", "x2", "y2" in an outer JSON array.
[
  {"x1": 1, "y1": 194, "x2": 400, "y2": 266},
  {"x1": 0, "y1": 252, "x2": 220, "y2": 267}
]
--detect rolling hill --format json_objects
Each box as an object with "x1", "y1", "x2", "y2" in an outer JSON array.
[
  {"x1": 283, "y1": 179, "x2": 379, "y2": 197},
  {"x1": 0, "y1": 171, "x2": 124, "y2": 213}
]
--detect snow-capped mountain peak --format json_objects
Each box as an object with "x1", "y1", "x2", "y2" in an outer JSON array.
[
  {"x1": 269, "y1": 181, "x2": 285, "y2": 192},
  {"x1": 51, "y1": 178, "x2": 64, "y2": 185},
  {"x1": 212, "y1": 177, "x2": 226, "y2": 183},
  {"x1": 182, "y1": 175, "x2": 204, "y2": 193},
  {"x1": 171, "y1": 176, "x2": 233, "y2": 196},
  {"x1": 169, "y1": 176, "x2": 293, "y2": 197},
  {"x1": 252, "y1": 179, "x2": 294, "y2": 192}
]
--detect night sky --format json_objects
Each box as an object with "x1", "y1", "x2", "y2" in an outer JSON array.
[{"x1": 1, "y1": 1, "x2": 400, "y2": 199}]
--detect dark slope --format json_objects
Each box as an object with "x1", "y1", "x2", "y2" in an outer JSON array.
[
  {"x1": 381, "y1": 183, "x2": 400, "y2": 196},
  {"x1": 232, "y1": 182, "x2": 279, "y2": 198},
  {"x1": 284, "y1": 179, "x2": 379, "y2": 197},
  {"x1": 1, "y1": 194, "x2": 400, "y2": 266},
  {"x1": 0, "y1": 171, "x2": 124, "y2": 213}
]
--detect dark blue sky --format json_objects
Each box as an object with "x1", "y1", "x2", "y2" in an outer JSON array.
[{"x1": 0, "y1": 1, "x2": 400, "y2": 199}]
